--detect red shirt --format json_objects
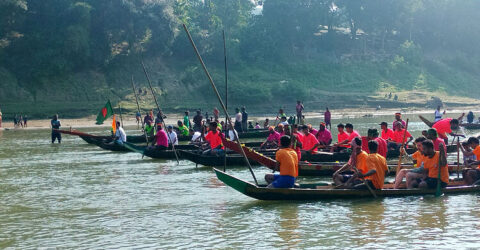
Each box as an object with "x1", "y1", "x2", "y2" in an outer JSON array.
[
  {"x1": 337, "y1": 131, "x2": 349, "y2": 143},
  {"x1": 392, "y1": 129, "x2": 412, "y2": 144},
  {"x1": 205, "y1": 131, "x2": 224, "y2": 149},
  {"x1": 302, "y1": 133, "x2": 319, "y2": 152},
  {"x1": 361, "y1": 137, "x2": 388, "y2": 158},
  {"x1": 432, "y1": 118, "x2": 453, "y2": 139},
  {"x1": 381, "y1": 128, "x2": 394, "y2": 140}
]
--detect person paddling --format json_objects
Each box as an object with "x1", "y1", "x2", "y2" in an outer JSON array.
[
  {"x1": 265, "y1": 135, "x2": 299, "y2": 188},
  {"x1": 202, "y1": 121, "x2": 225, "y2": 156},
  {"x1": 152, "y1": 124, "x2": 168, "y2": 149},
  {"x1": 432, "y1": 116, "x2": 465, "y2": 144}
]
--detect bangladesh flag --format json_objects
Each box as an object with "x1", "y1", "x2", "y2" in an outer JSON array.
[{"x1": 96, "y1": 100, "x2": 114, "y2": 125}]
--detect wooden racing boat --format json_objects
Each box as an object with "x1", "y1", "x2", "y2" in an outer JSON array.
[
  {"x1": 214, "y1": 168, "x2": 480, "y2": 200},
  {"x1": 177, "y1": 129, "x2": 269, "y2": 141},
  {"x1": 180, "y1": 150, "x2": 276, "y2": 166},
  {"x1": 459, "y1": 123, "x2": 480, "y2": 129},
  {"x1": 56, "y1": 129, "x2": 153, "y2": 144}
]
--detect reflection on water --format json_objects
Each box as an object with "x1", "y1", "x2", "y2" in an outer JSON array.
[
  {"x1": 1, "y1": 115, "x2": 480, "y2": 248},
  {"x1": 276, "y1": 204, "x2": 300, "y2": 248}
]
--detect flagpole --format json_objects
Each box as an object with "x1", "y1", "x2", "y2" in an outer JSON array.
[{"x1": 141, "y1": 61, "x2": 180, "y2": 164}]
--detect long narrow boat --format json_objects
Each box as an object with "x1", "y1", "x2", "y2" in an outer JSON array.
[
  {"x1": 460, "y1": 123, "x2": 480, "y2": 129},
  {"x1": 180, "y1": 150, "x2": 276, "y2": 166},
  {"x1": 301, "y1": 144, "x2": 457, "y2": 162},
  {"x1": 214, "y1": 168, "x2": 480, "y2": 200},
  {"x1": 177, "y1": 129, "x2": 270, "y2": 141},
  {"x1": 57, "y1": 129, "x2": 153, "y2": 144}
]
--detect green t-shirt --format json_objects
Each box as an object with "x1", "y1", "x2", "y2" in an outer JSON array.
[
  {"x1": 179, "y1": 125, "x2": 189, "y2": 136},
  {"x1": 183, "y1": 116, "x2": 190, "y2": 128}
]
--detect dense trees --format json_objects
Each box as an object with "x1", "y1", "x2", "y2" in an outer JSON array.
[{"x1": 1, "y1": 0, "x2": 480, "y2": 106}]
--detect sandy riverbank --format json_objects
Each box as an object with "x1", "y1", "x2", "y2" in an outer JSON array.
[{"x1": 0, "y1": 107, "x2": 476, "y2": 130}]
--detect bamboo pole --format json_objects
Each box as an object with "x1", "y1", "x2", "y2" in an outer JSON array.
[
  {"x1": 182, "y1": 24, "x2": 258, "y2": 185},
  {"x1": 141, "y1": 61, "x2": 180, "y2": 164}
]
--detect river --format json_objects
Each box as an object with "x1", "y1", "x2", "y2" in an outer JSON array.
[{"x1": 1, "y1": 113, "x2": 479, "y2": 248}]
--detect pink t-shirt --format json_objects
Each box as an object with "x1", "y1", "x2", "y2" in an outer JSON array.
[
  {"x1": 311, "y1": 128, "x2": 318, "y2": 135},
  {"x1": 267, "y1": 131, "x2": 281, "y2": 142},
  {"x1": 155, "y1": 130, "x2": 168, "y2": 147},
  {"x1": 347, "y1": 130, "x2": 360, "y2": 142},
  {"x1": 433, "y1": 137, "x2": 447, "y2": 154},
  {"x1": 302, "y1": 133, "x2": 319, "y2": 152},
  {"x1": 316, "y1": 129, "x2": 332, "y2": 144},
  {"x1": 392, "y1": 120, "x2": 406, "y2": 129},
  {"x1": 324, "y1": 111, "x2": 331, "y2": 122}
]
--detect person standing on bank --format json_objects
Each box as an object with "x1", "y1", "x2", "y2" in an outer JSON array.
[
  {"x1": 241, "y1": 106, "x2": 248, "y2": 132},
  {"x1": 296, "y1": 101, "x2": 304, "y2": 125},
  {"x1": 51, "y1": 114, "x2": 62, "y2": 143}
]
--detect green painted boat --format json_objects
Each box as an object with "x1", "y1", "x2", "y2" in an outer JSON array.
[{"x1": 213, "y1": 168, "x2": 480, "y2": 200}]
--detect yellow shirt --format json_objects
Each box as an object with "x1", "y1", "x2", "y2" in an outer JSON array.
[
  {"x1": 365, "y1": 153, "x2": 388, "y2": 189},
  {"x1": 423, "y1": 152, "x2": 449, "y2": 184},
  {"x1": 275, "y1": 148, "x2": 299, "y2": 177}
]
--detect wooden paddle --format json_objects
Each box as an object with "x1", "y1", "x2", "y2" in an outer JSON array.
[
  {"x1": 395, "y1": 119, "x2": 409, "y2": 176},
  {"x1": 436, "y1": 143, "x2": 446, "y2": 197},
  {"x1": 457, "y1": 137, "x2": 461, "y2": 179}
]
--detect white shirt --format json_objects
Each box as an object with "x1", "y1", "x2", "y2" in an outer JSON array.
[
  {"x1": 280, "y1": 121, "x2": 289, "y2": 126},
  {"x1": 228, "y1": 129, "x2": 238, "y2": 140},
  {"x1": 235, "y1": 112, "x2": 242, "y2": 122},
  {"x1": 167, "y1": 131, "x2": 178, "y2": 145},
  {"x1": 115, "y1": 127, "x2": 127, "y2": 142},
  {"x1": 191, "y1": 131, "x2": 202, "y2": 142},
  {"x1": 434, "y1": 110, "x2": 443, "y2": 122}
]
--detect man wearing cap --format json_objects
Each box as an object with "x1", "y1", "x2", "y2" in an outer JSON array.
[
  {"x1": 380, "y1": 122, "x2": 394, "y2": 140},
  {"x1": 316, "y1": 122, "x2": 332, "y2": 146},
  {"x1": 167, "y1": 125, "x2": 178, "y2": 146},
  {"x1": 393, "y1": 113, "x2": 406, "y2": 128},
  {"x1": 432, "y1": 115, "x2": 465, "y2": 144},
  {"x1": 362, "y1": 128, "x2": 387, "y2": 158}
]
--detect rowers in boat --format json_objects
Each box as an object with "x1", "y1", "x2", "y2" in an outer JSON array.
[
  {"x1": 459, "y1": 137, "x2": 480, "y2": 185},
  {"x1": 404, "y1": 140, "x2": 448, "y2": 189},
  {"x1": 361, "y1": 128, "x2": 387, "y2": 158},
  {"x1": 201, "y1": 121, "x2": 225, "y2": 156},
  {"x1": 387, "y1": 121, "x2": 413, "y2": 151},
  {"x1": 431, "y1": 115, "x2": 464, "y2": 144},
  {"x1": 260, "y1": 126, "x2": 280, "y2": 149},
  {"x1": 331, "y1": 123, "x2": 360, "y2": 152},
  {"x1": 264, "y1": 135, "x2": 299, "y2": 188},
  {"x1": 394, "y1": 136, "x2": 427, "y2": 189},
  {"x1": 333, "y1": 138, "x2": 388, "y2": 190}
]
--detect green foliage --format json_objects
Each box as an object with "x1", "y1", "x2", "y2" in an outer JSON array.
[{"x1": 2, "y1": 0, "x2": 480, "y2": 114}]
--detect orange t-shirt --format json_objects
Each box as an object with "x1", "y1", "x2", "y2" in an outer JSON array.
[
  {"x1": 412, "y1": 151, "x2": 425, "y2": 165},
  {"x1": 276, "y1": 148, "x2": 299, "y2": 177},
  {"x1": 302, "y1": 133, "x2": 319, "y2": 152},
  {"x1": 473, "y1": 145, "x2": 480, "y2": 169},
  {"x1": 432, "y1": 118, "x2": 452, "y2": 139},
  {"x1": 205, "y1": 131, "x2": 224, "y2": 149},
  {"x1": 365, "y1": 153, "x2": 388, "y2": 189},
  {"x1": 355, "y1": 151, "x2": 369, "y2": 174},
  {"x1": 423, "y1": 151, "x2": 449, "y2": 184},
  {"x1": 392, "y1": 129, "x2": 412, "y2": 143}
]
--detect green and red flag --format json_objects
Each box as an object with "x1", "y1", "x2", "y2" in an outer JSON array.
[{"x1": 96, "y1": 100, "x2": 114, "y2": 125}]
